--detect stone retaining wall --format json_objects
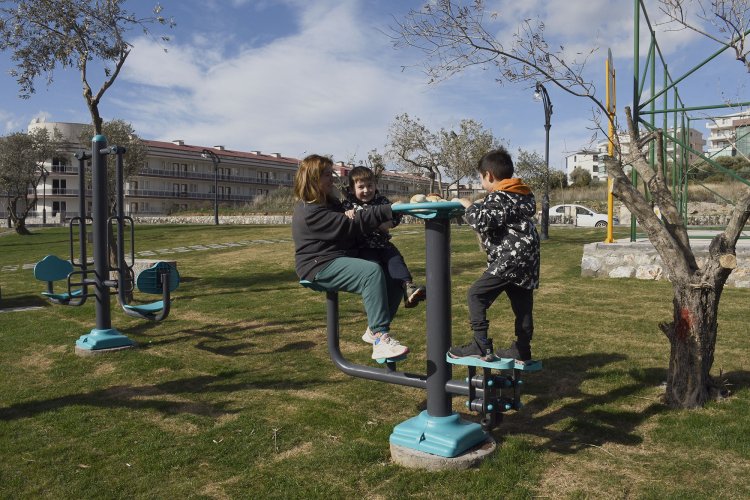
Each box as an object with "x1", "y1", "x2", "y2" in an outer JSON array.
[
  {"x1": 132, "y1": 215, "x2": 292, "y2": 225},
  {"x1": 581, "y1": 240, "x2": 750, "y2": 288}
]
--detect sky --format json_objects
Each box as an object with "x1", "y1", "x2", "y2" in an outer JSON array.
[{"x1": 0, "y1": 0, "x2": 747, "y2": 176}]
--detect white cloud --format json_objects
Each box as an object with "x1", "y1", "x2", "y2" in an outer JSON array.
[{"x1": 114, "y1": 1, "x2": 444, "y2": 161}]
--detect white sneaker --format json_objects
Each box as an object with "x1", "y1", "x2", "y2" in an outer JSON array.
[
  {"x1": 371, "y1": 333, "x2": 409, "y2": 359},
  {"x1": 362, "y1": 327, "x2": 376, "y2": 344}
]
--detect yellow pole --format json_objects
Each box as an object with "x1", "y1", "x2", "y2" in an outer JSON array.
[{"x1": 605, "y1": 49, "x2": 616, "y2": 243}]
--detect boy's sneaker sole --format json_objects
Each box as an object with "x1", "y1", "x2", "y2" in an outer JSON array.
[
  {"x1": 447, "y1": 352, "x2": 497, "y2": 362},
  {"x1": 404, "y1": 286, "x2": 426, "y2": 308}
]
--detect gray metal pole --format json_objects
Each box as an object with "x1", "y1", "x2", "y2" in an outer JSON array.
[
  {"x1": 91, "y1": 135, "x2": 112, "y2": 331},
  {"x1": 425, "y1": 217, "x2": 452, "y2": 417},
  {"x1": 75, "y1": 152, "x2": 89, "y2": 269},
  {"x1": 214, "y1": 161, "x2": 219, "y2": 225}
]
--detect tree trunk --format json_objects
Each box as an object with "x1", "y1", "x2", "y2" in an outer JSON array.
[
  {"x1": 13, "y1": 217, "x2": 31, "y2": 235},
  {"x1": 661, "y1": 281, "x2": 723, "y2": 408}
]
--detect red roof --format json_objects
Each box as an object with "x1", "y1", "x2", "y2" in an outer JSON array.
[{"x1": 144, "y1": 140, "x2": 300, "y2": 165}]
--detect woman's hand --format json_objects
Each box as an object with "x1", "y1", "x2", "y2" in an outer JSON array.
[{"x1": 344, "y1": 209, "x2": 355, "y2": 219}]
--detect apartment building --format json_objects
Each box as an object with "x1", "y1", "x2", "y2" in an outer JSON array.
[
  {"x1": 705, "y1": 111, "x2": 750, "y2": 158},
  {"x1": 566, "y1": 127, "x2": 704, "y2": 184},
  {"x1": 20, "y1": 120, "x2": 430, "y2": 220}
]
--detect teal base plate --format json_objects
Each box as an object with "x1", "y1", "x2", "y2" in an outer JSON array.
[
  {"x1": 76, "y1": 328, "x2": 134, "y2": 350},
  {"x1": 390, "y1": 411, "x2": 487, "y2": 458}
]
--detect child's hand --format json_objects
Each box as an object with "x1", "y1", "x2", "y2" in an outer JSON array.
[
  {"x1": 344, "y1": 209, "x2": 355, "y2": 219},
  {"x1": 457, "y1": 198, "x2": 473, "y2": 208}
]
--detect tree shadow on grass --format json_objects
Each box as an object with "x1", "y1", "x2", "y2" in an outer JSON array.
[
  {"x1": 0, "y1": 370, "x2": 333, "y2": 421},
  {"x1": 133, "y1": 318, "x2": 318, "y2": 357},
  {"x1": 0, "y1": 294, "x2": 48, "y2": 310},
  {"x1": 174, "y1": 270, "x2": 300, "y2": 300},
  {"x1": 468, "y1": 352, "x2": 674, "y2": 455}
]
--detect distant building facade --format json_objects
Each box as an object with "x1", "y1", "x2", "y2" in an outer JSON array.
[
  {"x1": 566, "y1": 126, "x2": 705, "y2": 184},
  {"x1": 705, "y1": 111, "x2": 750, "y2": 158},
  {"x1": 18, "y1": 121, "x2": 430, "y2": 220}
]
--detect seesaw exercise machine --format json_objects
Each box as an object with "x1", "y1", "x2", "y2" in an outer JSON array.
[
  {"x1": 301, "y1": 201, "x2": 541, "y2": 463},
  {"x1": 32, "y1": 135, "x2": 179, "y2": 353}
]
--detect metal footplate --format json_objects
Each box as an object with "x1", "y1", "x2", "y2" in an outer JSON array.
[{"x1": 446, "y1": 354, "x2": 542, "y2": 431}]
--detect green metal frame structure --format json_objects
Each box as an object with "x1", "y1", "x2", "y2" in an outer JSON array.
[{"x1": 630, "y1": 0, "x2": 750, "y2": 240}]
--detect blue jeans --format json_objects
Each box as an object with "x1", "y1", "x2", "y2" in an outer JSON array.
[{"x1": 313, "y1": 257, "x2": 403, "y2": 333}]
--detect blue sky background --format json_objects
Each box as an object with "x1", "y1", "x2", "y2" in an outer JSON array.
[{"x1": 0, "y1": 0, "x2": 747, "y2": 175}]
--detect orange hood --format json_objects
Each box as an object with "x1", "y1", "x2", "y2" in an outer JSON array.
[{"x1": 491, "y1": 178, "x2": 532, "y2": 195}]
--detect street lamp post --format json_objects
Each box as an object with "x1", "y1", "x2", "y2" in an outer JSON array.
[
  {"x1": 534, "y1": 82, "x2": 553, "y2": 241},
  {"x1": 201, "y1": 149, "x2": 221, "y2": 225},
  {"x1": 39, "y1": 166, "x2": 49, "y2": 226}
]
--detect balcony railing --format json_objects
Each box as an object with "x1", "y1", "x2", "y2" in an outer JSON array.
[
  {"x1": 136, "y1": 167, "x2": 293, "y2": 186},
  {"x1": 125, "y1": 189, "x2": 255, "y2": 202}
]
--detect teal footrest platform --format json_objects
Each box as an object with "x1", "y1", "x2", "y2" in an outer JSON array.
[
  {"x1": 446, "y1": 353, "x2": 542, "y2": 372},
  {"x1": 376, "y1": 353, "x2": 408, "y2": 364}
]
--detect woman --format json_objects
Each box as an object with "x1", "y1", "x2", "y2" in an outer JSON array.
[{"x1": 292, "y1": 154, "x2": 407, "y2": 359}]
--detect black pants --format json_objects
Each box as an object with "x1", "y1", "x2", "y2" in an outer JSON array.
[
  {"x1": 467, "y1": 272, "x2": 533, "y2": 345},
  {"x1": 359, "y1": 245, "x2": 412, "y2": 284}
]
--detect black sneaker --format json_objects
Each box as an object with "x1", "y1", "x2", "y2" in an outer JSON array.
[
  {"x1": 404, "y1": 282, "x2": 426, "y2": 308},
  {"x1": 495, "y1": 341, "x2": 532, "y2": 362},
  {"x1": 448, "y1": 338, "x2": 495, "y2": 361}
]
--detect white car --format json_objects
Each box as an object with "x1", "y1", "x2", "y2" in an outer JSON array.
[{"x1": 548, "y1": 204, "x2": 618, "y2": 227}]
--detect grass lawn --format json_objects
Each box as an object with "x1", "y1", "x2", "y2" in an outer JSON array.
[{"x1": 1, "y1": 223, "x2": 749, "y2": 498}]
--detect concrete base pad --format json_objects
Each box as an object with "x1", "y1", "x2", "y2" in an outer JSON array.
[
  {"x1": 390, "y1": 437, "x2": 496, "y2": 470},
  {"x1": 75, "y1": 344, "x2": 136, "y2": 357}
]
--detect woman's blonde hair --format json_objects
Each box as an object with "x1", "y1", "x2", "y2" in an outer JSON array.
[{"x1": 294, "y1": 154, "x2": 334, "y2": 203}]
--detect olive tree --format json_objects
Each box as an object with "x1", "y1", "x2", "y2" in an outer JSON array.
[
  {"x1": 440, "y1": 119, "x2": 501, "y2": 198},
  {"x1": 0, "y1": 0, "x2": 174, "y2": 134},
  {"x1": 388, "y1": 113, "x2": 500, "y2": 196},
  {"x1": 392, "y1": 0, "x2": 750, "y2": 408},
  {"x1": 387, "y1": 113, "x2": 444, "y2": 193},
  {"x1": 0, "y1": 127, "x2": 62, "y2": 234}
]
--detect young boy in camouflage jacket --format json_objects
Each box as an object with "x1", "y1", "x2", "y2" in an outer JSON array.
[{"x1": 448, "y1": 148, "x2": 540, "y2": 362}]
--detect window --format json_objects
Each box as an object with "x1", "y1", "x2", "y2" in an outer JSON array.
[
  {"x1": 52, "y1": 179, "x2": 67, "y2": 195},
  {"x1": 52, "y1": 157, "x2": 68, "y2": 172},
  {"x1": 576, "y1": 207, "x2": 592, "y2": 216},
  {"x1": 52, "y1": 201, "x2": 67, "y2": 217}
]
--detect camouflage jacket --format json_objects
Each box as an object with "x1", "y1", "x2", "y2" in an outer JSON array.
[
  {"x1": 341, "y1": 191, "x2": 402, "y2": 249},
  {"x1": 464, "y1": 190, "x2": 540, "y2": 289}
]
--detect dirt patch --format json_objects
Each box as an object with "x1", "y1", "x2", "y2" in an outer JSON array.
[
  {"x1": 93, "y1": 362, "x2": 116, "y2": 376},
  {"x1": 144, "y1": 414, "x2": 200, "y2": 435},
  {"x1": 18, "y1": 344, "x2": 66, "y2": 373},
  {"x1": 269, "y1": 441, "x2": 314, "y2": 463}
]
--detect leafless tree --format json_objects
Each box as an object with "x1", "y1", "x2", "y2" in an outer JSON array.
[
  {"x1": 659, "y1": 0, "x2": 750, "y2": 71},
  {"x1": 392, "y1": 0, "x2": 750, "y2": 408},
  {"x1": 387, "y1": 113, "x2": 444, "y2": 193}
]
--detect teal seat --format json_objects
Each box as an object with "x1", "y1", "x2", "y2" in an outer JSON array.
[
  {"x1": 299, "y1": 279, "x2": 328, "y2": 293},
  {"x1": 34, "y1": 255, "x2": 73, "y2": 282},
  {"x1": 119, "y1": 262, "x2": 179, "y2": 321},
  {"x1": 123, "y1": 300, "x2": 165, "y2": 314},
  {"x1": 136, "y1": 262, "x2": 179, "y2": 294},
  {"x1": 34, "y1": 255, "x2": 85, "y2": 305}
]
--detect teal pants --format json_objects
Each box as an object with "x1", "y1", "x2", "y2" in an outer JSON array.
[{"x1": 313, "y1": 257, "x2": 403, "y2": 333}]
